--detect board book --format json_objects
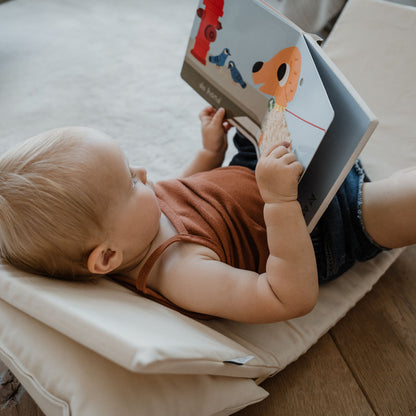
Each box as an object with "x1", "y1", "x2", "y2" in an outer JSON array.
[{"x1": 181, "y1": 0, "x2": 378, "y2": 231}]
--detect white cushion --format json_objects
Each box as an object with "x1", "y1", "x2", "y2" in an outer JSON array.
[
  {"x1": 0, "y1": 246, "x2": 403, "y2": 381},
  {"x1": 0, "y1": 266, "x2": 271, "y2": 379},
  {"x1": 0, "y1": 300, "x2": 268, "y2": 416}
]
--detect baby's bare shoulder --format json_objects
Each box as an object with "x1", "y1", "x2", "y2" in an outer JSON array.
[{"x1": 146, "y1": 241, "x2": 220, "y2": 292}]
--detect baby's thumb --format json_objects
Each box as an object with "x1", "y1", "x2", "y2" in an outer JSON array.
[{"x1": 213, "y1": 107, "x2": 225, "y2": 124}]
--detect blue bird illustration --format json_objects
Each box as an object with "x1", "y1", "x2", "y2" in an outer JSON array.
[
  {"x1": 209, "y1": 48, "x2": 231, "y2": 67},
  {"x1": 228, "y1": 61, "x2": 247, "y2": 88}
]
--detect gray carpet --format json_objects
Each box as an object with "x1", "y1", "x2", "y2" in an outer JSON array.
[{"x1": 0, "y1": 0, "x2": 209, "y2": 182}]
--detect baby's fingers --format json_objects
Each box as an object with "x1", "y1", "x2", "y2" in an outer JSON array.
[
  {"x1": 223, "y1": 120, "x2": 232, "y2": 133},
  {"x1": 289, "y1": 160, "x2": 304, "y2": 180},
  {"x1": 261, "y1": 143, "x2": 280, "y2": 157},
  {"x1": 261, "y1": 143, "x2": 288, "y2": 159},
  {"x1": 270, "y1": 145, "x2": 294, "y2": 161},
  {"x1": 280, "y1": 151, "x2": 298, "y2": 165},
  {"x1": 199, "y1": 106, "x2": 215, "y2": 121},
  {"x1": 212, "y1": 107, "x2": 226, "y2": 124}
]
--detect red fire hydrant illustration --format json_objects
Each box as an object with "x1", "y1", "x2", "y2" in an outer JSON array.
[{"x1": 191, "y1": 0, "x2": 224, "y2": 65}]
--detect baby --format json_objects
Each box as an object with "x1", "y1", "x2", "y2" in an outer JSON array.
[{"x1": 0, "y1": 107, "x2": 415, "y2": 323}]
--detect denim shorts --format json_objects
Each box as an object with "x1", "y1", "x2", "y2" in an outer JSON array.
[
  {"x1": 229, "y1": 131, "x2": 386, "y2": 283},
  {"x1": 310, "y1": 160, "x2": 387, "y2": 282}
]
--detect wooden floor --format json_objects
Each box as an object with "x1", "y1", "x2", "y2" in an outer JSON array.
[
  {"x1": 0, "y1": 364, "x2": 44, "y2": 416},
  {"x1": 1, "y1": 246, "x2": 414, "y2": 416},
  {"x1": 237, "y1": 245, "x2": 416, "y2": 416}
]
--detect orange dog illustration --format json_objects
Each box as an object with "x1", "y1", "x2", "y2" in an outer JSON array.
[
  {"x1": 252, "y1": 46, "x2": 301, "y2": 110},
  {"x1": 252, "y1": 47, "x2": 302, "y2": 151}
]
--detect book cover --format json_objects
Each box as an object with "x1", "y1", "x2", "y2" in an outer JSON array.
[{"x1": 181, "y1": 0, "x2": 334, "y2": 171}]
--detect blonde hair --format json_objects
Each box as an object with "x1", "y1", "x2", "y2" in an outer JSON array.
[{"x1": 0, "y1": 127, "x2": 108, "y2": 279}]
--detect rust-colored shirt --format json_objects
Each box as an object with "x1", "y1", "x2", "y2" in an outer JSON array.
[{"x1": 136, "y1": 166, "x2": 268, "y2": 318}]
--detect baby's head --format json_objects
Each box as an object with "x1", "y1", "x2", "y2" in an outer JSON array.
[{"x1": 0, "y1": 127, "x2": 115, "y2": 279}]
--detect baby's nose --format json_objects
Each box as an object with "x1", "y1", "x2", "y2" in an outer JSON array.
[{"x1": 131, "y1": 166, "x2": 147, "y2": 184}]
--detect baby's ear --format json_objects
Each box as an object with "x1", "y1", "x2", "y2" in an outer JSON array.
[{"x1": 87, "y1": 244, "x2": 123, "y2": 275}]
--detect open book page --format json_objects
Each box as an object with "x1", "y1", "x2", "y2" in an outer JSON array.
[{"x1": 181, "y1": 0, "x2": 334, "y2": 170}]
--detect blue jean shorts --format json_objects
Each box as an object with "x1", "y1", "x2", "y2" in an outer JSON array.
[
  {"x1": 310, "y1": 160, "x2": 386, "y2": 283},
  {"x1": 229, "y1": 131, "x2": 387, "y2": 283}
]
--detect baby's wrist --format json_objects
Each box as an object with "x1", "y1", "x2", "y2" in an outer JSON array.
[
  {"x1": 264, "y1": 200, "x2": 302, "y2": 219},
  {"x1": 260, "y1": 189, "x2": 299, "y2": 205},
  {"x1": 194, "y1": 148, "x2": 225, "y2": 170},
  {"x1": 200, "y1": 147, "x2": 226, "y2": 160},
  {"x1": 263, "y1": 201, "x2": 304, "y2": 231}
]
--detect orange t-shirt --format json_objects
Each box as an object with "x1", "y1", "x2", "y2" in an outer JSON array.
[{"x1": 136, "y1": 166, "x2": 268, "y2": 318}]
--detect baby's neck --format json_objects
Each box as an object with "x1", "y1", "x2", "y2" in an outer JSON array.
[{"x1": 115, "y1": 213, "x2": 177, "y2": 285}]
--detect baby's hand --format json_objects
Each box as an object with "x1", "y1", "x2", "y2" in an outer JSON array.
[
  {"x1": 199, "y1": 107, "x2": 232, "y2": 156},
  {"x1": 255, "y1": 143, "x2": 303, "y2": 204}
]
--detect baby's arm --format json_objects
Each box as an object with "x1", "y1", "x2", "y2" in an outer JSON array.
[
  {"x1": 254, "y1": 144, "x2": 319, "y2": 318},
  {"x1": 180, "y1": 107, "x2": 231, "y2": 178},
  {"x1": 153, "y1": 144, "x2": 319, "y2": 323}
]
